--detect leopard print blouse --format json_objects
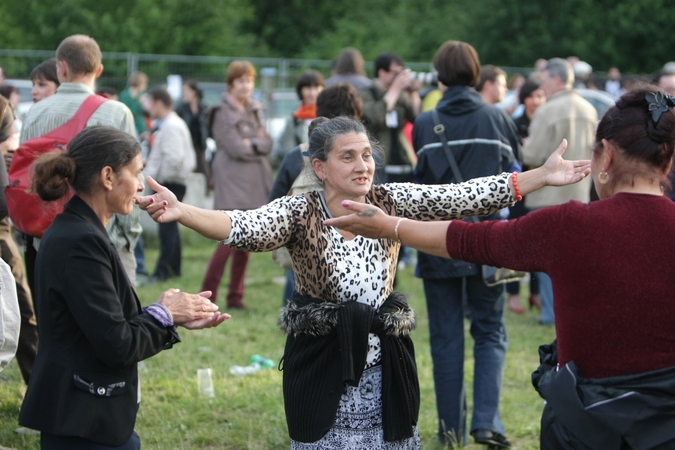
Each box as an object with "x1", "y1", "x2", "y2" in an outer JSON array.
[{"x1": 224, "y1": 173, "x2": 514, "y2": 367}]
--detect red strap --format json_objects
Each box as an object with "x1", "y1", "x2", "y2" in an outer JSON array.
[{"x1": 44, "y1": 95, "x2": 109, "y2": 141}]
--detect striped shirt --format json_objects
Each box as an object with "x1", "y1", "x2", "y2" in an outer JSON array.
[{"x1": 20, "y1": 82, "x2": 141, "y2": 251}]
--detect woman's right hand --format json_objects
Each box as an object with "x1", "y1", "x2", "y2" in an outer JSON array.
[
  {"x1": 157, "y1": 288, "x2": 220, "y2": 324},
  {"x1": 135, "y1": 176, "x2": 182, "y2": 223}
]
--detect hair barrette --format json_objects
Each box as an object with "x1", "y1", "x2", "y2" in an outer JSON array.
[{"x1": 646, "y1": 91, "x2": 675, "y2": 124}]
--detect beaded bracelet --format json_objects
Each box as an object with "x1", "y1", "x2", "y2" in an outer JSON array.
[
  {"x1": 394, "y1": 218, "x2": 404, "y2": 242},
  {"x1": 511, "y1": 172, "x2": 523, "y2": 202}
]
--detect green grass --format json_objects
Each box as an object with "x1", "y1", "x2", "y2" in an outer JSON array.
[{"x1": 0, "y1": 229, "x2": 555, "y2": 449}]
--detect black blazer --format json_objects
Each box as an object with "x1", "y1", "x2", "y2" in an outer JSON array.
[{"x1": 19, "y1": 195, "x2": 180, "y2": 446}]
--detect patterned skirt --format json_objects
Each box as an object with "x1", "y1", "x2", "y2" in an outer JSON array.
[{"x1": 290, "y1": 365, "x2": 421, "y2": 450}]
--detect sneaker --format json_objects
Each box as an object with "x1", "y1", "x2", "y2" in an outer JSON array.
[{"x1": 471, "y1": 429, "x2": 511, "y2": 449}]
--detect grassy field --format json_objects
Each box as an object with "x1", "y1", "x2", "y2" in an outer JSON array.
[{"x1": 0, "y1": 229, "x2": 555, "y2": 450}]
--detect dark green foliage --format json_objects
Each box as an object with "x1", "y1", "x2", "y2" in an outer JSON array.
[{"x1": 1, "y1": 0, "x2": 673, "y2": 73}]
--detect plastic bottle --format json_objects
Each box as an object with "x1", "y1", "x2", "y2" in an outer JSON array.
[
  {"x1": 250, "y1": 354, "x2": 275, "y2": 369},
  {"x1": 229, "y1": 362, "x2": 261, "y2": 376}
]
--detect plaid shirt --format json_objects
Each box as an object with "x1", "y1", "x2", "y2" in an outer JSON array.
[{"x1": 21, "y1": 82, "x2": 142, "y2": 251}]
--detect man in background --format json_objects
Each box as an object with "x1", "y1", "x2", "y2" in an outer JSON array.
[
  {"x1": 360, "y1": 51, "x2": 420, "y2": 183},
  {"x1": 477, "y1": 65, "x2": 508, "y2": 105},
  {"x1": 523, "y1": 58, "x2": 597, "y2": 326},
  {"x1": 144, "y1": 87, "x2": 195, "y2": 282},
  {"x1": 21, "y1": 35, "x2": 141, "y2": 286}
]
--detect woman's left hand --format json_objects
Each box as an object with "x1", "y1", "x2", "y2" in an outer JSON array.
[
  {"x1": 541, "y1": 139, "x2": 591, "y2": 186},
  {"x1": 135, "y1": 176, "x2": 182, "y2": 223},
  {"x1": 157, "y1": 288, "x2": 220, "y2": 324},
  {"x1": 179, "y1": 291, "x2": 230, "y2": 329}
]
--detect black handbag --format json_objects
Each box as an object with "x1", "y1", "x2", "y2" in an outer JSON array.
[{"x1": 431, "y1": 109, "x2": 526, "y2": 287}]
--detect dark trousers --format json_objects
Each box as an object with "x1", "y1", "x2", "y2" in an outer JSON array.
[
  {"x1": 24, "y1": 234, "x2": 37, "y2": 301},
  {"x1": 1, "y1": 221, "x2": 37, "y2": 384},
  {"x1": 153, "y1": 183, "x2": 186, "y2": 280},
  {"x1": 41, "y1": 431, "x2": 141, "y2": 450},
  {"x1": 201, "y1": 244, "x2": 250, "y2": 307},
  {"x1": 424, "y1": 274, "x2": 507, "y2": 444}
]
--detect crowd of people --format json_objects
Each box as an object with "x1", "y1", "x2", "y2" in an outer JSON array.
[{"x1": 1, "y1": 34, "x2": 675, "y2": 450}]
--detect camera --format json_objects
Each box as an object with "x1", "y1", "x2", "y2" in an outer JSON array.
[{"x1": 408, "y1": 71, "x2": 437, "y2": 85}]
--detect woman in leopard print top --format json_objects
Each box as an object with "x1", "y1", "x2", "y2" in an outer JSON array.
[{"x1": 138, "y1": 117, "x2": 590, "y2": 449}]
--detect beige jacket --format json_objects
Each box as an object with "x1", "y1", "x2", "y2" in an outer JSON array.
[
  {"x1": 208, "y1": 93, "x2": 273, "y2": 210},
  {"x1": 523, "y1": 88, "x2": 598, "y2": 209}
]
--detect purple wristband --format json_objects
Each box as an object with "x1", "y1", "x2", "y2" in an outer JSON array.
[{"x1": 144, "y1": 303, "x2": 175, "y2": 327}]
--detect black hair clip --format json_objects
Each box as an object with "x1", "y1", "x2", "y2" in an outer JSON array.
[{"x1": 646, "y1": 91, "x2": 675, "y2": 124}]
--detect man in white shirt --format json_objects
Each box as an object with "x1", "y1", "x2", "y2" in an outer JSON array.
[{"x1": 144, "y1": 87, "x2": 196, "y2": 281}]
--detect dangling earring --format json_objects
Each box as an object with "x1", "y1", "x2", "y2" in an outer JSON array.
[{"x1": 598, "y1": 171, "x2": 610, "y2": 184}]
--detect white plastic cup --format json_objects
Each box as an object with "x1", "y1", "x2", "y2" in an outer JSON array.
[{"x1": 197, "y1": 368, "x2": 215, "y2": 398}]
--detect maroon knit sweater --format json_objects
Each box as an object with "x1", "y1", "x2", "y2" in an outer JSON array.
[{"x1": 446, "y1": 193, "x2": 675, "y2": 379}]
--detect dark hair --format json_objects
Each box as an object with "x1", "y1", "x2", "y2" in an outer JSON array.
[
  {"x1": 183, "y1": 79, "x2": 203, "y2": 101},
  {"x1": 476, "y1": 65, "x2": 506, "y2": 92},
  {"x1": 593, "y1": 85, "x2": 675, "y2": 195},
  {"x1": 333, "y1": 48, "x2": 366, "y2": 76},
  {"x1": 149, "y1": 87, "x2": 173, "y2": 109},
  {"x1": 518, "y1": 79, "x2": 542, "y2": 105},
  {"x1": 434, "y1": 41, "x2": 481, "y2": 88},
  {"x1": 30, "y1": 59, "x2": 59, "y2": 86},
  {"x1": 307, "y1": 116, "x2": 374, "y2": 163},
  {"x1": 307, "y1": 116, "x2": 330, "y2": 137},
  {"x1": 56, "y1": 35, "x2": 102, "y2": 76},
  {"x1": 32, "y1": 126, "x2": 140, "y2": 201},
  {"x1": 374, "y1": 52, "x2": 404, "y2": 77},
  {"x1": 295, "y1": 70, "x2": 326, "y2": 101},
  {"x1": 0, "y1": 95, "x2": 16, "y2": 143},
  {"x1": 0, "y1": 85, "x2": 18, "y2": 100},
  {"x1": 316, "y1": 83, "x2": 363, "y2": 119}
]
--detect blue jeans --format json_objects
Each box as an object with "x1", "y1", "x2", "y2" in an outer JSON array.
[
  {"x1": 535, "y1": 272, "x2": 555, "y2": 324},
  {"x1": 424, "y1": 274, "x2": 507, "y2": 445}
]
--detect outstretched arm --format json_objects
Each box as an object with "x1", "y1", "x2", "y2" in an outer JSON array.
[
  {"x1": 135, "y1": 176, "x2": 232, "y2": 241},
  {"x1": 514, "y1": 139, "x2": 590, "y2": 196},
  {"x1": 323, "y1": 200, "x2": 452, "y2": 258}
]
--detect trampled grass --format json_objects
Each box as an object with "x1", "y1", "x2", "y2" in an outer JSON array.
[{"x1": 0, "y1": 229, "x2": 555, "y2": 449}]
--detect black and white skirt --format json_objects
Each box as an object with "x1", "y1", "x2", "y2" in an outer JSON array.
[{"x1": 290, "y1": 365, "x2": 420, "y2": 450}]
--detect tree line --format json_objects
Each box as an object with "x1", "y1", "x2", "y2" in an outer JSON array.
[{"x1": 1, "y1": 0, "x2": 672, "y2": 74}]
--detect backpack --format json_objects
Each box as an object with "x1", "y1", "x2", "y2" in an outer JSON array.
[{"x1": 5, "y1": 95, "x2": 108, "y2": 237}]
